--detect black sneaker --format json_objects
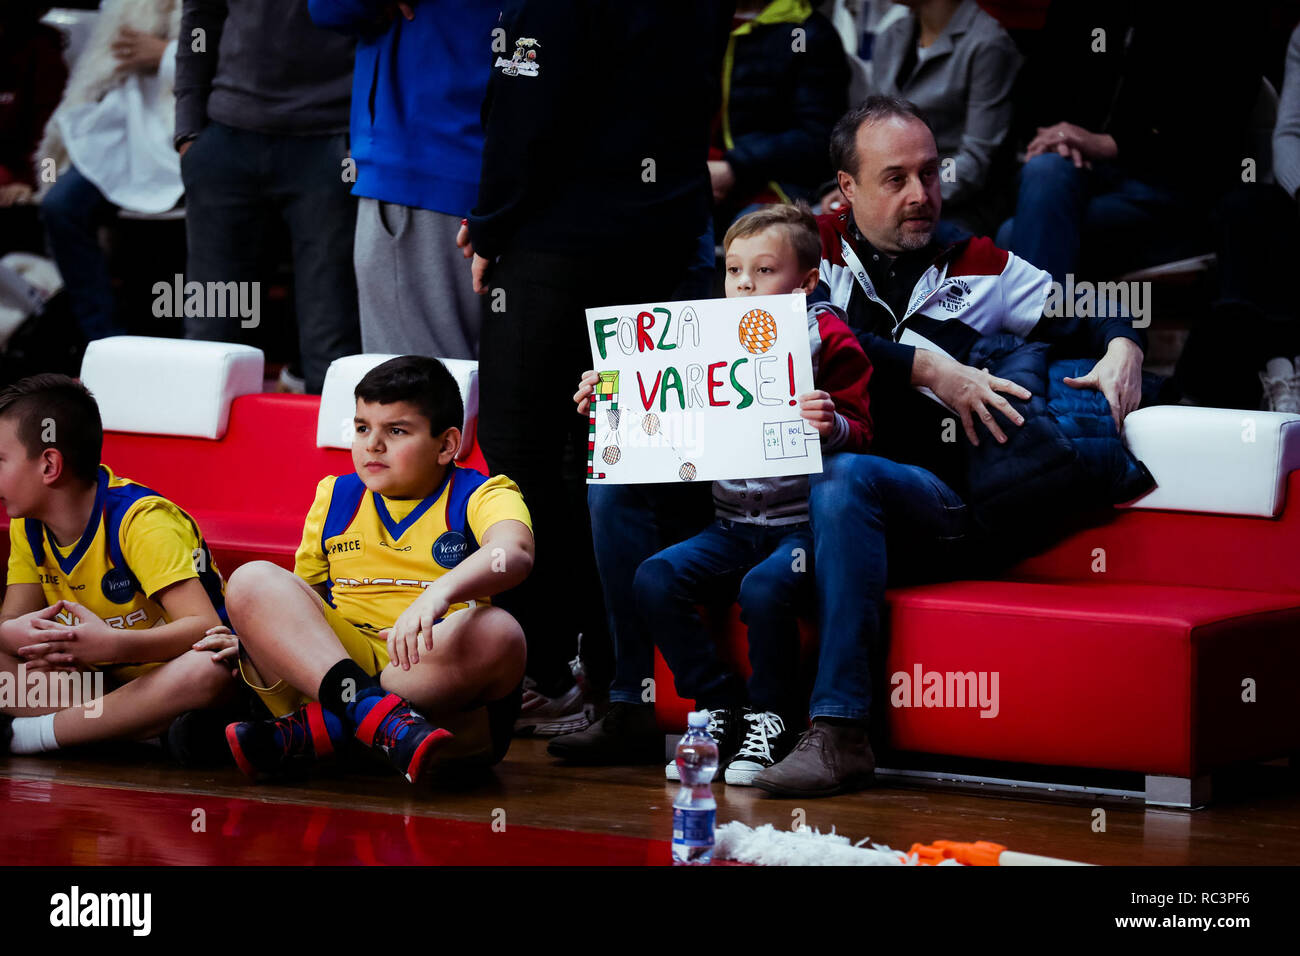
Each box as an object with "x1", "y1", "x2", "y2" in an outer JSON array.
[
  {"x1": 163, "y1": 709, "x2": 234, "y2": 768},
  {"x1": 547, "y1": 701, "x2": 661, "y2": 764},
  {"x1": 666, "y1": 707, "x2": 743, "y2": 781},
  {"x1": 724, "y1": 711, "x2": 792, "y2": 786},
  {"x1": 0, "y1": 713, "x2": 12, "y2": 754}
]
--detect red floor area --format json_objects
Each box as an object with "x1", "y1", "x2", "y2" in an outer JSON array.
[{"x1": 0, "y1": 778, "x2": 670, "y2": 866}]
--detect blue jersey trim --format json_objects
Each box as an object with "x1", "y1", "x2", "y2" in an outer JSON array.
[
  {"x1": 371, "y1": 466, "x2": 452, "y2": 543},
  {"x1": 38, "y1": 468, "x2": 110, "y2": 576}
]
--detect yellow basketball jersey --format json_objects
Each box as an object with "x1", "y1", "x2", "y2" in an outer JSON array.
[
  {"x1": 294, "y1": 465, "x2": 531, "y2": 632},
  {"x1": 6, "y1": 465, "x2": 227, "y2": 636}
]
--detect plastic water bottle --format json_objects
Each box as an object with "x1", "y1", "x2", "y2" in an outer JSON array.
[{"x1": 672, "y1": 711, "x2": 718, "y2": 864}]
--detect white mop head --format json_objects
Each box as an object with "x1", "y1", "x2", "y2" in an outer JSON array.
[{"x1": 713, "y1": 821, "x2": 961, "y2": 866}]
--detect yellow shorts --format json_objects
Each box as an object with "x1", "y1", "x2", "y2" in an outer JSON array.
[
  {"x1": 239, "y1": 595, "x2": 390, "y2": 717},
  {"x1": 89, "y1": 661, "x2": 163, "y2": 685}
]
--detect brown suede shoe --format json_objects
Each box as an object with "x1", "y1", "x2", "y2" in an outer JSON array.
[{"x1": 751, "y1": 719, "x2": 876, "y2": 797}]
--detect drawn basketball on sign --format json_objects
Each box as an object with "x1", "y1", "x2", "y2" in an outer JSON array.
[
  {"x1": 603, "y1": 446, "x2": 621, "y2": 465},
  {"x1": 679, "y1": 462, "x2": 697, "y2": 481},
  {"x1": 738, "y1": 308, "x2": 778, "y2": 354},
  {"x1": 642, "y1": 413, "x2": 660, "y2": 435}
]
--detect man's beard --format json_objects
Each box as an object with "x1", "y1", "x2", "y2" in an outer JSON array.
[{"x1": 893, "y1": 208, "x2": 935, "y2": 251}]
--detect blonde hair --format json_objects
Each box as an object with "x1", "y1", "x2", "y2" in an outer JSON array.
[{"x1": 722, "y1": 202, "x2": 821, "y2": 273}]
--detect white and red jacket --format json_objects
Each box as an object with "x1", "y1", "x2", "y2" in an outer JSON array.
[{"x1": 816, "y1": 210, "x2": 1142, "y2": 489}]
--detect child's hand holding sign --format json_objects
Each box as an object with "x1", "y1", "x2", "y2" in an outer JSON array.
[{"x1": 798, "y1": 389, "x2": 837, "y2": 438}]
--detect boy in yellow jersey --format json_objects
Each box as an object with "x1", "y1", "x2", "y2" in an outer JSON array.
[
  {"x1": 0, "y1": 375, "x2": 235, "y2": 760},
  {"x1": 220, "y1": 356, "x2": 533, "y2": 784}
]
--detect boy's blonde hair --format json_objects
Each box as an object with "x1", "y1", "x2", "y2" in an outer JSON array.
[{"x1": 722, "y1": 201, "x2": 821, "y2": 274}]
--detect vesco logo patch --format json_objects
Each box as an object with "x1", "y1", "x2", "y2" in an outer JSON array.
[
  {"x1": 101, "y1": 567, "x2": 136, "y2": 604},
  {"x1": 432, "y1": 531, "x2": 469, "y2": 569}
]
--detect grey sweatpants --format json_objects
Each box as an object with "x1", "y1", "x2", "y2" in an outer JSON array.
[{"x1": 354, "y1": 198, "x2": 482, "y2": 359}]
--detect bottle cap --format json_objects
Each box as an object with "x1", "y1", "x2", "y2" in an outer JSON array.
[{"x1": 687, "y1": 711, "x2": 710, "y2": 729}]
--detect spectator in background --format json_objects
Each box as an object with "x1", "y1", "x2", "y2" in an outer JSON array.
[
  {"x1": 0, "y1": 3, "x2": 66, "y2": 216},
  {"x1": 36, "y1": 0, "x2": 180, "y2": 342},
  {"x1": 460, "y1": 0, "x2": 731, "y2": 734},
  {"x1": 309, "y1": 0, "x2": 497, "y2": 361},
  {"x1": 996, "y1": 1, "x2": 1264, "y2": 283},
  {"x1": 866, "y1": 0, "x2": 1021, "y2": 241},
  {"x1": 176, "y1": 0, "x2": 360, "y2": 394},
  {"x1": 1177, "y1": 20, "x2": 1300, "y2": 413},
  {"x1": 709, "y1": 0, "x2": 849, "y2": 234}
]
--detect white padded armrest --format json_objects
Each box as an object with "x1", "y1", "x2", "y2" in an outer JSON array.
[
  {"x1": 316, "y1": 354, "x2": 479, "y2": 454},
  {"x1": 1121, "y1": 405, "x2": 1300, "y2": 517},
  {"x1": 80, "y1": 336, "x2": 264, "y2": 439}
]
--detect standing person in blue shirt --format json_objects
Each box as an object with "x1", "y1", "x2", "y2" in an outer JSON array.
[{"x1": 309, "y1": 0, "x2": 499, "y2": 360}]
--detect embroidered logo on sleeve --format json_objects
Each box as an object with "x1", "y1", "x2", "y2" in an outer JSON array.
[{"x1": 497, "y1": 37, "x2": 541, "y2": 77}]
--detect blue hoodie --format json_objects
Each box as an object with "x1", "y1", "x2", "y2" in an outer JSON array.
[{"x1": 308, "y1": 0, "x2": 499, "y2": 215}]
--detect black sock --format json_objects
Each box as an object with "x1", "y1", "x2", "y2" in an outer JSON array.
[{"x1": 318, "y1": 660, "x2": 380, "y2": 726}]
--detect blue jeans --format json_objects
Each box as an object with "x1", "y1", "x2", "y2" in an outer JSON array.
[
  {"x1": 40, "y1": 163, "x2": 125, "y2": 341},
  {"x1": 589, "y1": 482, "x2": 714, "y2": 705},
  {"x1": 181, "y1": 121, "x2": 360, "y2": 393},
  {"x1": 807, "y1": 454, "x2": 969, "y2": 721},
  {"x1": 635, "y1": 519, "x2": 814, "y2": 716},
  {"x1": 997, "y1": 153, "x2": 1203, "y2": 283}
]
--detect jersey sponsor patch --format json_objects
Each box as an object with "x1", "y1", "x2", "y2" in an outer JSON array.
[
  {"x1": 326, "y1": 534, "x2": 366, "y2": 559},
  {"x1": 431, "y1": 531, "x2": 470, "y2": 569},
  {"x1": 100, "y1": 567, "x2": 137, "y2": 604}
]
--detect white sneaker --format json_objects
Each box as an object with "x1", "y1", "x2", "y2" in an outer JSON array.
[
  {"x1": 724, "y1": 711, "x2": 789, "y2": 786},
  {"x1": 665, "y1": 707, "x2": 737, "y2": 781},
  {"x1": 514, "y1": 678, "x2": 591, "y2": 737},
  {"x1": 1260, "y1": 357, "x2": 1300, "y2": 413}
]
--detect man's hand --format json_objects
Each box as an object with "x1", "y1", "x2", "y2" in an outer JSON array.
[
  {"x1": 18, "y1": 601, "x2": 121, "y2": 668},
  {"x1": 111, "y1": 28, "x2": 168, "y2": 73},
  {"x1": 708, "y1": 160, "x2": 736, "y2": 203},
  {"x1": 193, "y1": 625, "x2": 240, "y2": 676},
  {"x1": 1063, "y1": 337, "x2": 1144, "y2": 433},
  {"x1": 387, "y1": 585, "x2": 452, "y2": 670},
  {"x1": 920, "y1": 351, "x2": 1029, "y2": 446},
  {"x1": 574, "y1": 369, "x2": 599, "y2": 415},
  {"x1": 1025, "y1": 122, "x2": 1118, "y2": 169},
  {"x1": 456, "y1": 220, "x2": 491, "y2": 294},
  {"x1": 798, "y1": 390, "x2": 837, "y2": 438},
  {"x1": 0, "y1": 183, "x2": 34, "y2": 207}
]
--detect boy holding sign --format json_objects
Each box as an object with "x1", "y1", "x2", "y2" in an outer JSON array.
[{"x1": 564, "y1": 204, "x2": 872, "y2": 784}]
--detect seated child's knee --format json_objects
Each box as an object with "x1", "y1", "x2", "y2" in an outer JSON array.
[
  {"x1": 225, "y1": 560, "x2": 292, "y2": 610},
  {"x1": 169, "y1": 649, "x2": 234, "y2": 699}
]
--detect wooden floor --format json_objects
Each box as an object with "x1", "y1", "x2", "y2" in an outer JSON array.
[{"x1": 3, "y1": 739, "x2": 1299, "y2": 865}]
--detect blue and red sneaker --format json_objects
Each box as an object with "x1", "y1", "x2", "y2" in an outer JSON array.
[
  {"x1": 225, "y1": 702, "x2": 343, "y2": 781},
  {"x1": 353, "y1": 692, "x2": 453, "y2": 784}
]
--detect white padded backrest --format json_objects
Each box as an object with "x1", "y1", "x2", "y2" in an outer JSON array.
[
  {"x1": 80, "y1": 336, "x2": 264, "y2": 439},
  {"x1": 1120, "y1": 405, "x2": 1300, "y2": 517},
  {"x1": 316, "y1": 354, "x2": 479, "y2": 450}
]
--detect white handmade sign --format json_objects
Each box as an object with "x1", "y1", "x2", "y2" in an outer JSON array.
[{"x1": 583, "y1": 292, "x2": 822, "y2": 484}]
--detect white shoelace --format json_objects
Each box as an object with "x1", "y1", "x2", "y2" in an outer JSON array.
[{"x1": 735, "y1": 711, "x2": 785, "y2": 760}]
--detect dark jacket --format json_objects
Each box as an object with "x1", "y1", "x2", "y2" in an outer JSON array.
[
  {"x1": 176, "y1": 0, "x2": 354, "y2": 142},
  {"x1": 721, "y1": 1, "x2": 848, "y2": 203},
  {"x1": 0, "y1": 22, "x2": 66, "y2": 187},
  {"x1": 962, "y1": 334, "x2": 1154, "y2": 561},
  {"x1": 467, "y1": 0, "x2": 733, "y2": 261}
]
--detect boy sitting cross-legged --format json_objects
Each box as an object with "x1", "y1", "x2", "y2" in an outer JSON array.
[
  {"x1": 565, "y1": 203, "x2": 873, "y2": 784},
  {"x1": 220, "y1": 356, "x2": 532, "y2": 784},
  {"x1": 0, "y1": 374, "x2": 235, "y2": 762}
]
